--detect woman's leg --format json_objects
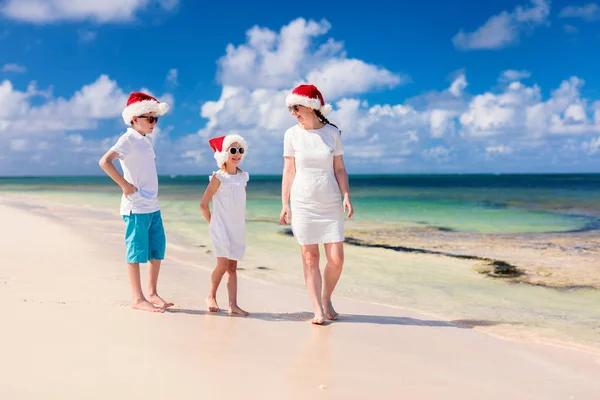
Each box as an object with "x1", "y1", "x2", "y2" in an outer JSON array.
[
  {"x1": 301, "y1": 244, "x2": 325, "y2": 324},
  {"x1": 206, "y1": 257, "x2": 229, "y2": 312},
  {"x1": 322, "y1": 242, "x2": 344, "y2": 320}
]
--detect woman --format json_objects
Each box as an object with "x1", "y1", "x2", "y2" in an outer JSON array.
[{"x1": 280, "y1": 84, "x2": 353, "y2": 325}]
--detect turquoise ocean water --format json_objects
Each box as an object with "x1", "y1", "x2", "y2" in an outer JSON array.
[{"x1": 1, "y1": 174, "x2": 599, "y2": 349}]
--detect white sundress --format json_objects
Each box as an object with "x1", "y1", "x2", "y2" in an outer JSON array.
[
  {"x1": 209, "y1": 170, "x2": 249, "y2": 260},
  {"x1": 283, "y1": 124, "x2": 345, "y2": 245}
]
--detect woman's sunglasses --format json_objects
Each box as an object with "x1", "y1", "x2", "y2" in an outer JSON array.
[
  {"x1": 287, "y1": 105, "x2": 301, "y2": 113},
  {"x1": 228, "y1": 147, "x2": 245, "y2": 155},
  {"x1": 137, "y1": 115, "x2": 159, "y2": 124}
]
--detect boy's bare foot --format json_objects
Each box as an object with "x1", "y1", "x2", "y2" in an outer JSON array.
[
  {"x1": 206, "y1": 297, "x2": 220, "y2": 312},
  {"x1": 324, "y1": 300, "x2": 339, "y2": 320},
  {"x1": 229, "y1": 305, "x2": 250, "y2": 317},
  {"x1": 131, "y1": 300, "x2": 165, "y2": 313},
  {"x1": 148, "y1": 294, "x2": 174, "y2": 309}
]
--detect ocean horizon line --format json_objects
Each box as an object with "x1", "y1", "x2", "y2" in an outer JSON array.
[{"x1": 1, "y1": 172, "x2": 600, "y2": 179}]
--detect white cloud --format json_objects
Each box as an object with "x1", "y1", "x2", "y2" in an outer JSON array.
[
  {"x1": 2, "y1": 63, "x2": 26, "y2": 73},
  {"x1": 486, "y1": 145, "x2": 513, "y2": 154},
  {"x1": 582, "y1": 137, "x2": 600, "y2": 154},
  {"x1": 559, "y1": 3, "x2": 600, "y2": 21},
  {"x1": 563, "y1": 24, "x2": 580, "y2": 34},
  {"x1": 217, "y1": 18, "x2": 406, "y2": 99},
  {"x1": 0, "y1": 0, "x2": 179, "y2": 23},
  {"x1": 452, "y1": 0, "x2": 550, "y2": 50},
  {"x1": 499, "y1": 69, "x2": 531, "y2": 82},
  {"x1": 78, "y1": 30, "x2": 97, "y2": 43},
  {"x1": 448, "y1": 74, "x2": 468, "y2": 96},
  {"x1": 166, "y1": 68, "x2": 178, "y2": 86},
  {"x1": 460, "y1": 75, "x2": 600, "y2": 138},
  {"x1": 421, "y1": 146, "x2": 452, "y2": 161}
]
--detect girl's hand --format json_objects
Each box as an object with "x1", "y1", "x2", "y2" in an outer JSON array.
[
  {"x1": 280, "y1": 205, "x2": 291, "y2": 226},
  {"x1": 343, "y1": 196, "x2": 353, "y2": 218}
]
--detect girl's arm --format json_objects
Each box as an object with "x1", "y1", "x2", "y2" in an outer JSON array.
[
  {"x1": 280, "y1": 156, "x2": 296, "y2": 225},
  {"x1": 200, "y1": 176, "x2": 221, "y2": 224},
  {"x1": 98, "y1": 149, "x2": 136, "y2": 196},
  {"x1": 333, "y1": 155, "x2": 353, "y2": 218}
]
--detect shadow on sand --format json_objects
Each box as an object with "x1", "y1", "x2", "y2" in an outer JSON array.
[{"x1": 167, "y1": 308, "x2": 505, "y2": 329}]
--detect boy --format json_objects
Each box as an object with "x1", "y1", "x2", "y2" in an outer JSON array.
[{"x1": 99, "y1": 92, "x2": 172, "y2": 313}]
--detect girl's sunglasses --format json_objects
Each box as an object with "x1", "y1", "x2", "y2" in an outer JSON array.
[
  {"x1": 138, "y1": 115, "x2": 159, "y2": 124},
  {"x1": 288, "y1": 105, "x2": 301, "y2": 113},
  {"x1": 228, "y1": 147, "x2": 245, "y2": 155}
]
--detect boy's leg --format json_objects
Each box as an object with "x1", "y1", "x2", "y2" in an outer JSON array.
[
  {"x1": 124, "y1": 213, "x2": 163, "y2": 313},
  {"x1": 146, "y1": 211, "x2": 173, "y2": 308},
  {"x1": 206, "y1": 257, "x2": 229, "y2": 312},
  {"x1": 226, "y1": 260, "x2": 249, "y2": 316}
]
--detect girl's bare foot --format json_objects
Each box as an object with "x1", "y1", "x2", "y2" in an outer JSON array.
[
  {"x1": 206, "y1": 297, "x2": 220, "y2": 312},
  {"x1": 131, "y1": 300, "x2": 165, "y2": 313},
  {"x1": 148, "y1": 293, "x2": 174, "y2": 309},
  {"x1": 229, "y1": 305, "x2": 249, "y2": 317},
  {"x1": 324, "y1": 300, "x2": 339, "y2": 320}
]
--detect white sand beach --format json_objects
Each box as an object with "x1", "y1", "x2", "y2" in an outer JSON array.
[{"x1": 1, "y1": 201, "x2": 600, "y2": 399}]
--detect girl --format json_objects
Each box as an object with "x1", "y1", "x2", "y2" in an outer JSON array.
[{"x1": 200, "y1": 134, "x2": 250, "y2": 316}]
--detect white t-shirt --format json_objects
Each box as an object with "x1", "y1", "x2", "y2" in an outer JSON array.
[{"x1": 111, "y1": 128, "x2": 160, "y2": 215}]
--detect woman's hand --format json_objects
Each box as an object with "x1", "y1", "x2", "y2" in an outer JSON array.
[
  {"x1": 343, "y1": 195, "x2": 353, "y2": 219},
  {"x1": 280, "y1": 205, "x2": 291, "y2": 225}
]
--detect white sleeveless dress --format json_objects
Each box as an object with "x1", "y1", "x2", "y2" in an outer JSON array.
[
  {"x1": 283, "y1": 124, "x2": 344, "y2": 245},
  {"x1": 209, "y1": 170, "x2": 249, "y2": 260}
]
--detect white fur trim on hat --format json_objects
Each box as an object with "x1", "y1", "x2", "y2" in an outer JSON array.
[
  {"x1": 122, "y1": 100, "x2": 170, "y2": 125},
  {"x1": 214, "y1": 134, "x2": 248, "y2": 167},
  {"x1": 285, "y1": 93, "x2": 332, "y2": 116}
]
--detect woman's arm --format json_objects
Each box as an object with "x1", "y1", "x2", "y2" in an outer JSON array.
[
  {"x1": 333, "y1": 155, "x2": 353, "y2": 218},
  {"x1": 280, "y1": 156, "x2": 296, "y2": 225},
  {"x1": 199, "y1": 176, "x2": 221, "y2": 224}
]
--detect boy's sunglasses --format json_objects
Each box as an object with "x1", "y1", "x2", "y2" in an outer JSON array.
[
  {"x1": 288, "y1": 105, "x2": 301, "y2": 113},
  {"x1": 228, "y1": 147, "x2": 245, "y2": 155},
  {"x1": 137, "y1": 115, "x2": 159, "y2": 124}
]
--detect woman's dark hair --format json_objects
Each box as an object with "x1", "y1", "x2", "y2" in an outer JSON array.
[{"x1": 314, "y1": 109, "x2": 341, "y2": 134}]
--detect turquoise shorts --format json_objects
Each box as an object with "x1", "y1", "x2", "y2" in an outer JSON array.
[{"x1": 123, "y1": 211, "x2": 166, "y2": 263}]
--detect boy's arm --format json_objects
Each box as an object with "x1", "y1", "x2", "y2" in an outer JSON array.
[
  {"x1": 98, "y1": 149, "x2": 136, "y2": 196},
  {"x1": 199, "y1": 176, "x2": 221, "y2": 224}
]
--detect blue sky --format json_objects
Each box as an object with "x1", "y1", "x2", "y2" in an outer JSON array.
[{"x1": 1, "y1": 0, "x2": 599, "y2": 176}]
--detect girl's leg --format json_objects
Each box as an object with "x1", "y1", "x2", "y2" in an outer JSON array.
[
  {"x1": 322, "y1": 242, "x2": 344, "y2": 320},
  {"x1": 206, "y1": 257, "x2": 229, "y2": 312},
  {"x1": 226, "y1": 260, "x2": 249, "y2": 316},
  {"x1": 300, "y1": 244, "x2": 325, "y2": 325}
]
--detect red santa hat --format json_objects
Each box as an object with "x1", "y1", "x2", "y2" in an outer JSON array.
[
  {"x1": 285, "y1": 84, "x2": 332, "y2": 115},
  {"x1": 208, "y1": 134, "x2": 248, "y2": 167},
  {"x1": 122, "y1": 92, "x2": 170, "y2": 125}
]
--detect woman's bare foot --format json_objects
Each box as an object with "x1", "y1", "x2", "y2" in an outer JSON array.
[
  {"x1": 131, "y1": 300, "x2": 165, "y2": 313},
  {"x1": 311, "y1": 308, "x2": 326, "y2": 325},
  {"x1": 229, "y1": 304, "x2": 249, "y2": 317},
  {"x1": 324, "y1": 300, "x2": 339, "y2": 320},
  {"x1": 148, "y1": 293, "x2": 174, "y2": 309},
  {"x1": 206, "y1": 297, "x2": 220, "y2": 312}
]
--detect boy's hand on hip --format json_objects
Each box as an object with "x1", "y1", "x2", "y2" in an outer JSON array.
[{"x1": 122, "y1": 183, "x2": 138, "y2": 196}]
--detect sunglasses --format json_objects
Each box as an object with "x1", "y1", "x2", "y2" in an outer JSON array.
[
  {"x1": 228, "y1": 147, "x2": 245, "y2": 155},
  {"x1": 288, "y1": 105, "x2": 301, "y2": 113},
  {"x1": 137, "y1": 115, "x2": 159, "y2": 124}
]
